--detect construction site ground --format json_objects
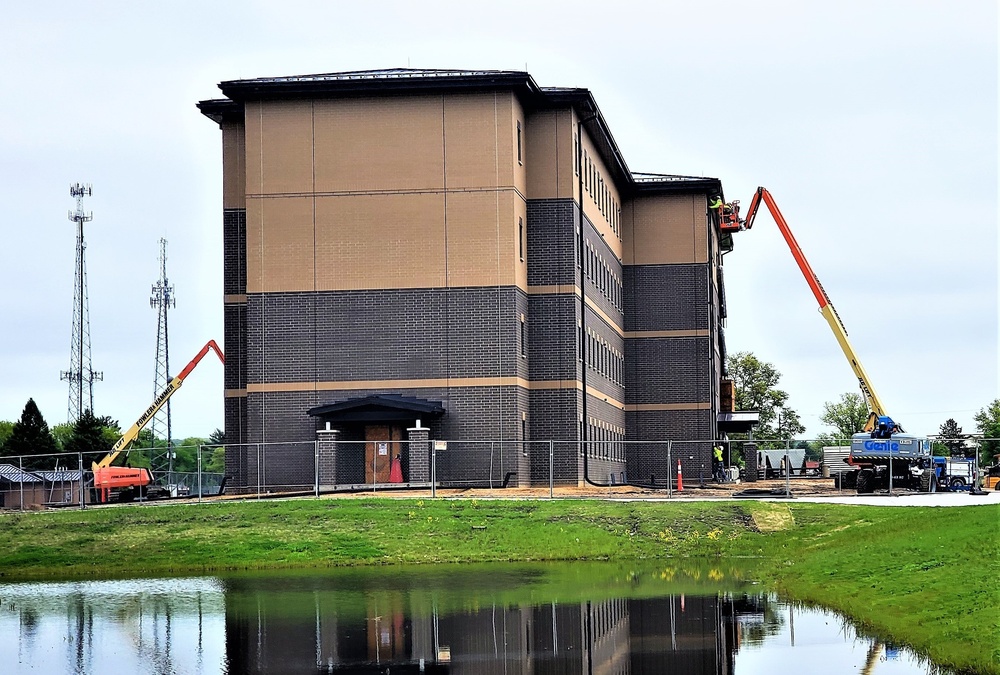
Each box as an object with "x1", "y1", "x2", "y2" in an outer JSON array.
[{"x1": 311, "y1": 478, "x2": 1000, "y2": 505}]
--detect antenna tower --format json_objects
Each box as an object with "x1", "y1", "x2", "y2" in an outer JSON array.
[
  {"x1": 149, "y1": 238, "x2": 176, "y2": 482},
  {"x1": 61, "y1": 183, "x2": 103, "y2": 421}
]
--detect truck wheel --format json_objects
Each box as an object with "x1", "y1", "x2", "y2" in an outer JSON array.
[
  {"x1": 949, "y1": 477, "x2": 966, "y2": 489},
  {"x1": 833, "y1": 474, "x2": 841, "y2": 489},
  {"x1": 856, "y1": 469, "x2": 875, "y2": 494},
  {"x1": 920, "y1": 469, "x2": 937, "y2": 493}
]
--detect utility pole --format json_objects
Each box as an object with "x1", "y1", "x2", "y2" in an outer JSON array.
[
  {"x1": 149, "y1": 238, "x2": 176, "y2": 485},
  {"x1": 61, "y1": 183, "x2": 102, "y2": 421}
]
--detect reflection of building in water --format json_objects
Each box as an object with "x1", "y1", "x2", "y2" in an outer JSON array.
[{"x1": 223, "y1": 585, "x2": 769, "y2": 674}]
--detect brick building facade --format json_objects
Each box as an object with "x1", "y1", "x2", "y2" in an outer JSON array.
[{"x1": 198, "y1": 69, "x2": 738, "y2": 491}]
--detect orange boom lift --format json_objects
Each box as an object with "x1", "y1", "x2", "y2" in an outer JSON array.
[{"x1": 92, "y1": 340, "x2": 225, "y2": 502}]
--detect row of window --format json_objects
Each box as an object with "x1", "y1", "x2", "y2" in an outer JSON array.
[
  {"x1": 585, "y1": 241, "x2": 623, "y2": 311},
  {"x1": 574, "y1": 133, "x2": 622, "y2": 239},
  {"x1": 585, "y1": 420, "x2": 626, "y2": 461},
  {"x1": 585, "y1": 327, "x2": 623, "y2": 385}
]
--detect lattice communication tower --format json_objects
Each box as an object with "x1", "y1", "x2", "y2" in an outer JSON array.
[
  {"x1": 61, "y1": 183, "x2": 103, "y2": 421},
  {"x1": 149, "y1": 237, "x2": 176, "y2": 480}
]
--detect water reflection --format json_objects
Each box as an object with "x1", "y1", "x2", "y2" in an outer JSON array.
[{"x1": 0, "y1": 563, "x2": 944, "y2": 675}]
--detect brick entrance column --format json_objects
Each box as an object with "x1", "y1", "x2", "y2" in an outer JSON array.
[
  {"x1": 317, "y1": 428, "x2": 339, "y2": 486},
  {"x1": 407, "y1": 426, "x2": 430, "y2": 482},
  {"x1": 743, "y1": 442, "x2": 758, "y2": 483}
]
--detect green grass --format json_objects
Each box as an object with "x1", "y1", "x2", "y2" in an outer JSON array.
[{"x1": 0, "y1": 498, "x2": 997, "y2": 673}]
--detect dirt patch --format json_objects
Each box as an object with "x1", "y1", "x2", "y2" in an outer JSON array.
[
  {"x1": 309, "y1": 477, "x2": 850, "y2": 501},
  {"x1": 747, "y1": 504, "x2": 796, "y2": 532}
]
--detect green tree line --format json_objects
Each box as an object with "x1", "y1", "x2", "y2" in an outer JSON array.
[{"x1": 0, "y1": 398, "x2": 225, "y2": 473}]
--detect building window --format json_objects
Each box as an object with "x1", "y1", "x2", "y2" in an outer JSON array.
[
  {"x1": 516, "y1": 120, "x2": 522, "y2": 165},
  {"x1": 520, "y1": 316, "x2": 526, "y2": 357},
  {"x1": 519, "y1": 217, "x2": 524, "y2": 262}
]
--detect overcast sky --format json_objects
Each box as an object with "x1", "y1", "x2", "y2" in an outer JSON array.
[{"x1": 1, "y1": 0, "x2": 996, "y2": 440}]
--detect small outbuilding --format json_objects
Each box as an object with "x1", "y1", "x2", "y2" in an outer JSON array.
[
  {"x1": 34, "y1": 469, "x2": 84, "y2": 506},
  {"x1": 0, "y1": 464, "x2": 46, "y2": 509}
]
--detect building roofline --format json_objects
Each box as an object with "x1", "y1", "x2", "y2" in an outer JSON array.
[
  {"x1": 218, "y1": 68, "x2": 543, "y2": 103},
  {"x1": 198, "y1": 68, "x2": 721, "y2": 196}
]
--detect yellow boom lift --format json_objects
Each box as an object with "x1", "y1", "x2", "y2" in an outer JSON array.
[{"x1": 92, "y1": 340, "x2": 225, "y2": 502}]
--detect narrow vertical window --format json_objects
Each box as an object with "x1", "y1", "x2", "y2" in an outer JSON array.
[
  {"x1": 518, "y1": 217, "x2": 524, "y2": 262},
  {"x1": 520, "y1": 316, "x2": 526, "y2": 357},
  {"x1": 516, "y1": 120, "x2": 522, "y2": 165}
]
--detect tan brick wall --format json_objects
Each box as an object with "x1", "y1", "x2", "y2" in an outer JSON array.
[
  {"x1": 241, "y1": 92, "x2": 530, "y2": 294},
  {"x1": 575, "y1": 112, "x2": 623, "y2": 259},
  {"x1": 222, "y1": 122, "x2": 245, "y2": 209},
  {"x1": 525, "y1": 109, "x2": 575, "y2": 201},
  {"x1": 622, "y1": 193, "x2": 709, "y2": 265}
]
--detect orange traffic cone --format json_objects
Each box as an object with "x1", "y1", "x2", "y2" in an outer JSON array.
[
  {"x1": 389, "y1": 454, "x2": 404, "y2": 483},
  {"x1": 677, "y1": 459, "x2": 683, "y2": 492}
]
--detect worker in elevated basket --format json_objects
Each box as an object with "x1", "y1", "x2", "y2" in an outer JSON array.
[{"x1": 708, "y1": 195, "x2": 723, "y2": 211}]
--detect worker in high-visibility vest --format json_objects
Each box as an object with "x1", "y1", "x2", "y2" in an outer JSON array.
[
  {"x1": 713, "y1": 445, "x2": 726, "y2": 483},
  {"x1": 708, "y1": 195, "x2": 723, "y2": 211}
]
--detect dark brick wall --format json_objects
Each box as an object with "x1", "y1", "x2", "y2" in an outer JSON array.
[
  {"x1": 526, "y1": 294, "x2": 578, "y2": 381},
  {"x1": 223, "y1": 208, "x2": 246, "y2": 296},
  {"x1": 233, "y1": 386, "x2": 534, "y2": 489},
  {"x1": 625, "y1": 409, "x2": 715, "y2": 487},
  {"x1": 583, "y1": 225, "x2": 624, "y2": 325},
  {"x1": 526, "y1": 199, "x2": 577, "y2": 287},
  {"x1": 584, "y1": 308, "x2": 625, "y2": 402},
  {"x1": 223, "y1": 303, "x2": 246, "y2": 390},
  {"x1": 224, "y1": 396, "x2": 247, "y2": 490},
  {"x1": 527, "y1": 388, "x2": 580, "y2": 484},
  {"x1": 624, "y1": 264, "x2": 708, "y2": 332},
  {"x1": 625, "y1": 337, "x2": 711, "y2": 404},
  {"x1": 246, "y1": 287, "x2": 525, "y2": 384}
]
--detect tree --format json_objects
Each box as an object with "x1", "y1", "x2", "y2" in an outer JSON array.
[
  {"x1": 936, "y1": 418, "x2": 966, "y2": 457},
  {"x1": 726, "y1": 351, "x2": 805, "y2": 444},
  {"x1": 819, "y1": 392, "x2": 868, "y2": 441},
  {"x1": 0, "y1": 420, "x2": 14, "y2": 448},
  {"x1": 1, "y1": 399, "x2": 58, "y2": 468},
  {"x1": 51, "y1": 422, "x2": 74, "y2": 452},
  {"x1": 973, "y1": 399, "x2": 1000, "y2": 467},
  {"x1": 64, "y1": 409, "x2": 114, "y2": 461},
  {"x1": 203, "y1": 428, "x2": 227, "y2": 473}
]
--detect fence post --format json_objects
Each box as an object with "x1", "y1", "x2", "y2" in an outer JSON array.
[
  {"x1": 197, "y1": 445, "x2": 203, "y2": 504},
  {"x1": 431, "y1": 442, "x2": 437, "y2": 499},
  {"x1": 549, "y1": 441, "x2": 554, "y2": 499},
  {"x1": 314, "y1": 441, "x2": 320, "y2": 498},
  {"x1": 18, "y1": 455, "x2": 24, "y2": 511},
  {"x1": 256, "y1": 443, "x2": 261, "y2": 500},
  {"x1": 78, "y1": 452, "x2": 85, "y2": 509},
  {"x1": 666, "y1": 441, "x2": 673, "y2": 498}
]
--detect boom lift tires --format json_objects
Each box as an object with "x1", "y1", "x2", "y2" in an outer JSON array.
[{"x1": 856, "y1": 469, "x2": 876, "y2": 494}]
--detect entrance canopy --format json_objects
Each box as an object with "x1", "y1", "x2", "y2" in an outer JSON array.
[
  {"x1": 717, "y1": 411, "x2": 760, "y2": 434},
  {"x1": 307, "y1": 394, "x2": 445, "y2": 424}
]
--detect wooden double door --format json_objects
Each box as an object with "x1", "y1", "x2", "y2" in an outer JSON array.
[{"x1": 364, "y1": 425, "x2": 403, "y2": 484}]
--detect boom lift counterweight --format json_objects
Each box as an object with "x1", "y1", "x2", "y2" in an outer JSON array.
[{"x1": 92, "y1": 340, "x2": 225, "y2": 503}]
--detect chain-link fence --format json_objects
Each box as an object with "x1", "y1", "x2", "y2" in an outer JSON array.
[{"x1": 1, "y1": 437, "x2": 997, "y2": 510}]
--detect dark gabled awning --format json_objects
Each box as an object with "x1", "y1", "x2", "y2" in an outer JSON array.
[
  {"x1": 307, "y1": 395, "x2": 445, "y2": 424},
  {"x1": 717, "y1": 411, "x2": 760, "y2": 434}
]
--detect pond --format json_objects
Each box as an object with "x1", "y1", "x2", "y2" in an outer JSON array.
[{"x1": 0, "y1": 562, "x2": 946, "y2": 674}]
